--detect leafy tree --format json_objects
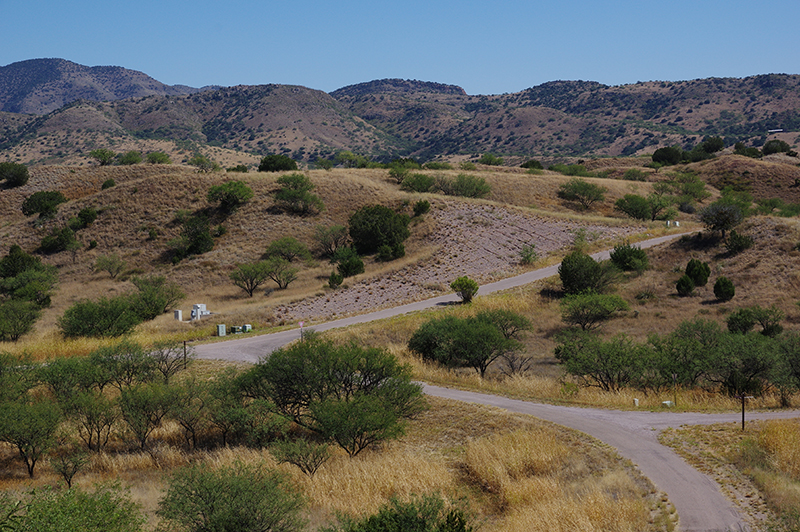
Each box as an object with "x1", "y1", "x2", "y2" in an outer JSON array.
[
  {"x1": 408, "y1": 315, "x2": 518, "y2": 378},
  {"x1": 21, "y1": 190, "x2": 67, "y2": 218},
  {"x1": 157, "y1": 462, "x2": 305, "y2": 532},
  {"x1": 241, "y1": 338, "x2": 424, "y2": 455},
  {"x1": 116, "y1": 151, "x2": 142, "y2": 165},
  {"x1": 265, "y1": 236, "x2": 313, "y2": 263},
  {"x1": 119, "y1": 383, "x2": 173, "y2": 449},
  {"x1": 207, "y1": 180, "x2": 254, "y2": 213},
  {"x1": 169, "y1": 376, "x2": 210, "y2": 450},
  {"x1": 726, "y1": 307, "x2": 756, "y2": 334},
  {"x1": 763, "y1": 139, "x2": 791, "y2": 155},
  {"x1": 264, "y1": 257, "x2": 299, "y2": 289},
  {"x1": 714, "y1": 276, "x2": 735, "y2": 301},
  {"x1": 58, "y1": 296, "x2": 143, "y2": 338},
  {"x1": 699, "y1": 202, "x2": 743, "y2": 238},
  {"x1": 652, "y1": 146, "x2": 683, "y2": 165},
  {"x1": 0, "y1": 399, "x2": 61, "y2": 477},
  {"x1": 331, "y1": 247, "x2": 364, "y2": 278},
  {"x1": 68, "y1": 391, "x2": 119, "y2": 451},
  {"x1": 648, "y1": 318, "x2": 722, "y2": 388},
  {"x1": 614, "y1": 194, "x2": 651, "y2": 221},
  {"x1": 89, "y1": 148, "x2": 116, "y2": 166},
  {"x1": 0, "y1": 300, "x2": 41, "y2": 341},
  {"x1": 230, "y1": 261, "x2": 271, "y2": 297},
  {"x1": 146, "y1": 151, "x2": 171, "y2": 164},
  {"x1": 413, "y1": 199, "x2": 431, "y2": 217},
  {"x1": 728, "y1": 305, "x2": 785, "y2": 337},
  {"x1": 9, "y1": 483, "x2": 145, "y2": 532},
  {"x1": 707, "y1": 333, "x2": 776, "y2": 397},
  {"x1": 259, "y1": 154, "x2": 298, "y2": 172},
  {"x1": 685, "y1": 259, "x2": 710, "y2": 287},
  {"x1": 315, "y1": 158, "x2": 334, "y2": 170},
  {"x1": 90, "y1": 339, "x2": 155, "y2": 391},
  {"x1": 450, "y1": 276, "x2": 479, "y2": 303},
  {"x1": 0, "y1": 162, "x2": 29, "y2": 187},
  {"x1": 274, "y1": 173, "x2": 323, "y2": 215},
  {"x1": 734, "y1": 142, "x2": 762, "y2": 158},
  {"x1": 149, "y1": 340, "x2": 193, "y2": 385},
  {"x1": 313, "y1": 224, "x2": 349, "y2": 257},
  {"x1": 271, "y1": 439, "x2": 330, "y2": 478},
  {"x1": 349, "y1": 204, "x2": 410, "y2": 258},
  {"x1": 188, "y1": 154, "x2": 219, "y2": 172},
  {"x1": 520, "y1": 159, "x2": 543, "y2": 170},
  {"x1": 95, "y1": 253, "x2": 127, "y2": 279},
  {"x1": 388, "y1": 166, "x2": 409, "y2": 184},
  {"x1": 557, "y1": 178, "x2": 606, "y2": 209},
  {"x1": 129, "y1": 275, "x2": 185, "y2": 320},
  {"x1": 609, "y1": 242, "x2": 649, "y2": 272},
  {"x1": 560, "y1": 293, "x2": 629, "y2": 331},
  {"x1": 554, "y1": 331, "x2": 646, "y2": 392},
  {"x1": 51, "y1": 448, "x2": 89, "y2": 488},
  {"x1": 558, "y1": 250, "x2": 618, "y2": 294}
]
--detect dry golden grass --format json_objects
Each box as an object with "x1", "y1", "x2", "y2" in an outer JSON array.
[{"x1": 0, "y1": 396, "x2": 666, "y2": 531}]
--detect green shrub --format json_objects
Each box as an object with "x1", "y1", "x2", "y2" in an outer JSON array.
[
  {"x1": 714, "y1": 276, "x2": 735, "y2": 301},
  {"x1": 207, "y1": 180, "x2": 253, "y2": 213},
  {"x1": 116, "y1": 151, "x2": 142, "y2": 165},
  {"x1": 58, "y1": 296, "x2": 143, "y2": 338},
  {"x1": 450, "y1": 276, "x2": 479, "y2": 303},
  {"x1": 349, "y1": 204, "x2": 409, "y2": 258},
  {"x1": 519, "y1": 243, "x2": 538, "y2": 265},
  {"x1": 557, "y1": 178, "x2": 606, "y2": 209},
  {"x1": 734, "y1": 142, "x2": 762, "y2": 159},
  {"x1": 226, "y1": 164, "x2": 248, "y2": 172},
  {"x1": 459, "y1": 161, "x2": 476, "y2": 171},
  {"x1": 326, "y1": 494, "x2": 471, "y2": 532},
  {"x1": 676, "y1": 274, "x2": 695, "y2": 296},
  {"x1": 258, "y1": 154, "x2": 297, "y2": 172},
  {"x1": 328, "y1": 271, "x2": 344, "y2": 289},
  {"x1": 39, "y1": 227, "x2": 78, "y2": 254},
  {"x1": 388, "y1": 166, "x2": 409, "y2": 184},
  {"x1": 146, "y1": 151, "x2": 171, "y2": 164},
  {"x1": 274, "y1": 173, "x2": 324, "y2": 215},
  {"x1": 332, "y1": 247, "x2": 364, "y2": 278},
  {"x1": 187, "y1": 154, "x2": 219, "y2": 172},
  {"x1": 436, "y1": 174, "x2": 491, "y2": 198},
  {"x1": 520, "y1": 159, "x2": 543, "y2": 170},
  {"x1": 478, "y1": 153, "x2": 503, "y2": 166},
  {"x1": 763, "y1": 139, "x2": 791, "y2": 155},
  {"x1": 401, "y1": 173, "x2": 436, "y2": 193},
  {"x1": 558, "y1": 250, "x2": 618, "y2": 294},
  {"x1": 560, "y1": 293, "x2": 629, "y2": 331},
  {"x1": 652, "y1": 146, "x2": 683, "y2": 165},
  {"x1": 609, "y1": 242, "x2": 649, "y2": 272},
  {"x1": 727, "y1": 308, "x2": 755, "y2": 334},
  {"x1": 412, "y1": 199, "x2": 430, "y2": 217},
  {"x1": 169, "y1": 214, "x2": 214, "y2": 261},
  {"x1": 265, "y1": 237, "x2": 313, "y2": 263},
  {"x1": 101, "y1": 179, "x2": 116, "y2": 190},
  {"x1": 422, "y1": 161, "x2": 452, "y2": 170},
  {"x1": 22, "y1": 191, "x2": 67, "y2": 218},
  {"x1": 0, "y1": 162, "x2": 29, "y2": 188},
  {"x1": 89, "y1": 149, "x2": 116, "y2": 166},
  {"x1": 726, "y1": 230, "x2": 754, "y2": 254},
  {"x1": 685, "y1": 259, "x2": 710, "y2": 287},
  {"x1": 622, "y1": 168, "x2": 646, "y2": 181},
  {"x1": 614, "y1": 194, "x2": 652, "y2": 221}
]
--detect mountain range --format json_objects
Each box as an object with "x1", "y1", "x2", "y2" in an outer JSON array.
[{"x1": 1, "y1": 58, "x2": 799, "y2": 165}]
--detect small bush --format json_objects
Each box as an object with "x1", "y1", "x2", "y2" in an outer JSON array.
[
  {"x1": 622, "y1": 168, "x2": 646, "y2": 181},
  {"x1": 207, "y1": 180, "x2": 253, "y2": 213},
  {"x1": 101, "y1": 179, "x2": 116, "y2": 190},
  {"x1": 328, "y1": 271, "x2": 344, "y2": 289},
  {"x1": 349, "y1": 205, "x2": 409, "y2": 257},
  {"x1": 437, "y1": 174, "x2": 491, "y2": 198},
  {"x1": 685, "y1": 259, "x2": 710, "y2": 287},
  {"x1": 40, "y1": 227, "x2": 78, "y2": 254},
  {"x1": 412, "y1": 199, "x2": 430, "y2": 217},
  {"x1": 226, "y1": 164, "x2": 248, "y2": 172},
  {"x1": 726, "y1": 230, "x2": 754, "y2": 255},
  {"x1": 519, "y1": 243, "x2": 538, "y2": 265},
  {"x1": 22, "y1": 191, "x2": 67, "y2": 218},
  {"x1": 714, "y1": 276, "x2": 735, "y2": 301},
  {"x1": 146, "y1": 151, "x2": 171, "y2": 164},
  {"x1": 478, "y1": 153, "x2": 503, "y2": 166},
  {"x1": 676, "y1": 274, "x2": 695, "y2": 296},
  {"x1": 615, "y1": 194, "x2": 652, "y2": 221},
  {"x1": 450, "y1": 276, "x2": 479, "y2": 303},
  {"x1": 59, "y1": 296, "x2": 143, "y2": 338},
  {"x1": 557, "y1": 178, "x2": 606, "y2": 209},
  {"x1": 332, "y1": 247, "x2": 364, "y2": 278},
  {"x1": 259, "y1": 154, "x2": 297, "y2": 172},
  {"x1": 609, "y1": 242, "x2": 649, "y2": 272},
  {"x1": 0, "y1": 162, "x2": 29, "y2": 187},
  {"x1": 459, "y1": 161, "x2": 476, "y2": 171},
  {"x1": 401, "y1": 173, "x2": 435, "y2": 193},
  {"x1": 423, "y1": 161, "x2": 452, "y2": 170},
  {"x1": 520, "y1": 159, "x2": 543, "y2": 170},
  {"x1": 116, "y1": 151, "x2": 142, "y2": 165}
]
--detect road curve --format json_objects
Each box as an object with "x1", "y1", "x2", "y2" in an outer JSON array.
[{"x1": 194, "y1": 231, "x2": 799, "y2": 531}]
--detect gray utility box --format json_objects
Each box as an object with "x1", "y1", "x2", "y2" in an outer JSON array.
[{"x1": 216, "y1": 324, "x2": 226, "y2": 337}]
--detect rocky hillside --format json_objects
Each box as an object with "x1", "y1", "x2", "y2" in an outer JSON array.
[{"x1": 0, "y1": 59, "x2": 799, "y2": 165}]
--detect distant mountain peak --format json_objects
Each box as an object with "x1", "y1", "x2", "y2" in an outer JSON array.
[{"x1": 330, "y1": 78, "x2": 467, "y2": 99}]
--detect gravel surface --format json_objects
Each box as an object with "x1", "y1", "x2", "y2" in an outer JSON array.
[{"x1": 273, "y1": 203, "x2": 644, "y2": 323}]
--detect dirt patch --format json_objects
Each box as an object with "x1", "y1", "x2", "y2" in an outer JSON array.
[{"x1": 273, "y1": 202, "x2": 644, "y2": 323}]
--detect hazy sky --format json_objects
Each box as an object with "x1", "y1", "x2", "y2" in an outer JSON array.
[{"x1": 4, "y1": 0, "x2": 799, "y2": 95}]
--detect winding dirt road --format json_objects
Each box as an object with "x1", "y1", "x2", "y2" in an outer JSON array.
[{"x1": 194, "y1": 232, "x2": 798, "y2": 531}]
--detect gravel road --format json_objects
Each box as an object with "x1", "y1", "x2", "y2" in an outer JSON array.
[{"x1": 194, "y1": 231, "x2": 797, "y2": 531}]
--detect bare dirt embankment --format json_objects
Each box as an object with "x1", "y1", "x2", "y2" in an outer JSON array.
[{"x1": 273, "y1": 202, "x2": 647, "y2": 323}]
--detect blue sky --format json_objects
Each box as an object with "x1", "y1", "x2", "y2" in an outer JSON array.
[{"x1": 4, "y1": 0, "x2": 800, "y2": 95}]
